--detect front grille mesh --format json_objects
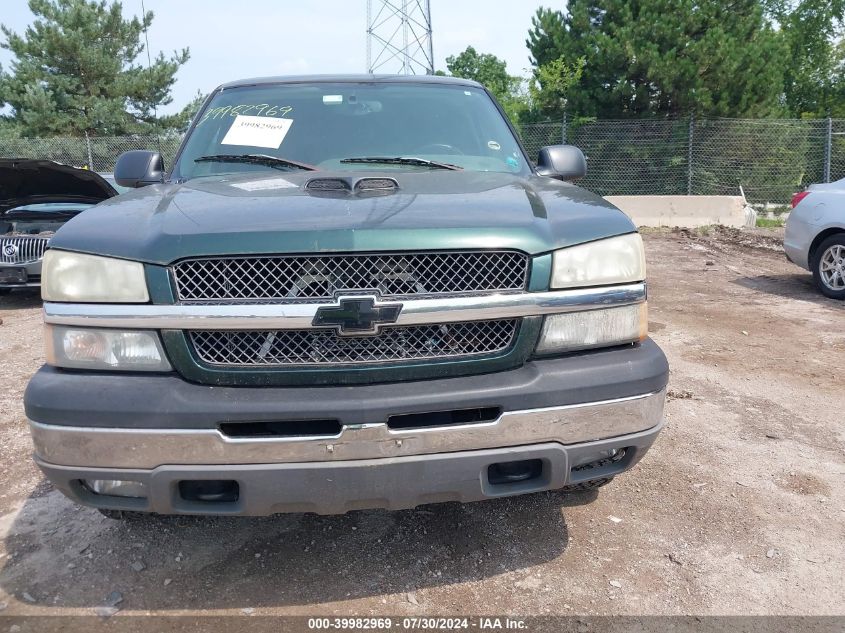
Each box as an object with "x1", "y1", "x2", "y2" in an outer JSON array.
[
  {"x1": 1, "y1": 236, "x2": 50, "y2": 264},
  {"x1": 189, "y1": 319, "x2": 520, "y2": 366},
  {"x1": 173, "y1": 251, "x2": 529, "y2": 302}
]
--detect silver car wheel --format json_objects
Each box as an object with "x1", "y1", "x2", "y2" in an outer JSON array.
[{"x1": 819, "y1": 244, "x2": 845, "y2": 291}]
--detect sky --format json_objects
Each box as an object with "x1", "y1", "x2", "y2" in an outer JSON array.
[{"x1": 0, "y1": 0, "x2": 548, "y2": 115}]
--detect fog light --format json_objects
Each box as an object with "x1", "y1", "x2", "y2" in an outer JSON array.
[
  {"x1": 83, "y1": 479, "x2": 147, "y2": 498},
  {"x1": 536, "y1": 303, "x2": 648, "y2": 354},
  {"x1": 572, "y1": 448, "x2": 627, "y2": 472},
  {"x1": 46, "y1": 325, "x2": 171, "y2": 371}
]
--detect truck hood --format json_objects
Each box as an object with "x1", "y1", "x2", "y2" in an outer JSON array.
[
  {"x1": 0, "y1": 159, "x2": 117, "y2": 216},
  {"x1": 49, "y1": 170, "x2": 637, "y2": 264}
]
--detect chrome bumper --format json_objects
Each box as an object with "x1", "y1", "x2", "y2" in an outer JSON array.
[
  {"x1": 36, "y1": 424, "x2": 664, "y2": 515},
  {"x1": 29, "y1": 389, "x2": 665, "y2": 469}
]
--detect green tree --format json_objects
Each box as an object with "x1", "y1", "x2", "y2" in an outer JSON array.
[
  {"x1": 0, "y1": 0, "x2": 190, "y2": 136},
  {"x1": 445, "y1": 46, "x2": 513, "y2": 100},
  {"x1": 767, "y1": 0, "x2": 845, "y2": 117},
  {"x1": 832, "y1": 39, "x2": 845, "y2": 118},
  {"x1": 527, "y1": 55, "x2": 585, "y2": 121},
  {"x1": 442, "y1": 46, "x2": 529, "y2": 124},
  {"x1": 526, "y1": 1, "x2": 788, "y2": 119},
  {"x1": 0, "y1": 62, "x2": 18, "y2": 135},
  {"x1": 526, "y1": 8, "x2": 569, "y2": 70},
  {"x1": 159, "y1": 90, "x2": 207, "y2": 133}
]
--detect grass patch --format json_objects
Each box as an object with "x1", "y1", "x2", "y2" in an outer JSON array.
[
  {"x1": 756, "y1": 217, "x2": 786, "y2": 228},
  {"x1": 685, "y1": 225, "x2": 716, "y2": 236}
]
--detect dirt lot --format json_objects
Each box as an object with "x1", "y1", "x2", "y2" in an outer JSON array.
[{"x1": 0, "y1": 227, "x2": 842, "y2": 621}]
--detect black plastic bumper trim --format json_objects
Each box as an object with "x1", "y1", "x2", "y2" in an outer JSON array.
[{"x1": 25, "y1": 339, "x2": 669, "y2": 430}]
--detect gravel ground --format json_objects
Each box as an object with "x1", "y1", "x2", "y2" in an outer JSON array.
[{"x1": 0, "y1": 227, "x2": 842, "y2": 620}]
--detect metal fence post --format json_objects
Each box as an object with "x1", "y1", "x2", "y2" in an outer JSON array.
[
  {"x1": 561, "y1": 111, "x2": 568, "y2": 144},
  {"x1": 84, "y1": 131, "x2": 93, "y2": 171},
  {"x1": 687, "y1": 115, "x2": 695, "y2": 195},
  {"x1": 824, "y1": 117, "x2": 832, "y2": 183}
]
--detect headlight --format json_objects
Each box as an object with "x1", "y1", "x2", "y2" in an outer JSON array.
[
  {"x1": 42, "y1": 250, "x2": 149, "y2": 303},
  {"x1": 45, "y1": 325, "x2": 171, "y2": 371},
  {"x1": 551, "y1": 233, "x2": 646, "y2": 289},
  {"x1": 536, "y1": 303, "x2": 648, "y2": 354}
]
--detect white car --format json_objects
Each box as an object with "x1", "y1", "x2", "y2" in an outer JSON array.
[{"x1": 785, "y1": 177, "x2": 845, "y2": 299}]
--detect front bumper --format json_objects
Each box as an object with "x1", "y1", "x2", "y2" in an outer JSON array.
[
  {"x1": 30, "y1": 388, "x2": 665, "y2": 467},
  {"x1": 26, "y1": 340, "x2": 668, "y2": 515},
  {"x1": 36, "y1": 424, "x2": 663, "y2": 516}
]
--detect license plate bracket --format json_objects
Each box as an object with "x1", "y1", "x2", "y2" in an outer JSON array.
[{"x1": 0, "y1": 267, "x2": 27, "y2": 284}]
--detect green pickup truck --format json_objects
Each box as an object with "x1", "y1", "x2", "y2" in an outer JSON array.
[{"x1": 24, "y1": 75, "x2": 668, "y2": 517}]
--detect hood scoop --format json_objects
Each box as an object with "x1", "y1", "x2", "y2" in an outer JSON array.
[
  {"x1": 305, "y1": 178, "x2": 350, "y2": 192},
  {"x1": 304, "y1": 176, "x2": 399, "y2": 197},
  {"x1": 355, "y1": 177, "x2": 398, "y2": 193}
]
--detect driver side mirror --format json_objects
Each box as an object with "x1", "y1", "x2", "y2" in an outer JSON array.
[
  {"x1": 114, "y1": 150, "x2": 165, "y2": 188},
  {"x1": 536, "y1": 145, "x2": 587, "y2": 181}
]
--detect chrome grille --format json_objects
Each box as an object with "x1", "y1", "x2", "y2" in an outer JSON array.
[
  {"x1": 1, "y1": 236, "x2": 50, "y2": 264},
  {"x1": 189, "y1": 319, "x2": 520, "y2": 366},
  {"x1": 172, "y1": 251, "x2": 529, "y2": 302}
]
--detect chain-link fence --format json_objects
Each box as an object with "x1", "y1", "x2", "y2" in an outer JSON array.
[
  {"x1": 0, "y1": 134, "x2": 182, "y2": 173},
  {"x1": 833, "y1": 118, "x2": 845, "y2": 187},
  {"x1": 519, "y1": 117, "x2": 845, "y2": 205},
  {"x1": 1, "y1": 120, "x2": 843, "y2": 205}
]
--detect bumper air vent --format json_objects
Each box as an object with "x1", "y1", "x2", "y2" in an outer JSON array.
[
  {"x1": 387, "y1": 407, "x2": 501, "y2": 430},
  {"x1": 219, "y1": 419, "x2": 342, "y2": 438}
]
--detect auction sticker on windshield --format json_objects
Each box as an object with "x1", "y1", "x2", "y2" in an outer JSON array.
[
  {"x1": 221, "y1": 115, "x2": 293, "y2": 149},
  {"x1": 230, "y1": 176, "x2": 298, "y2": 191}
]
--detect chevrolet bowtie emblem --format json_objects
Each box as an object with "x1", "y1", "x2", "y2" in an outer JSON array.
[{"x1": 312, "y1": 296, "x2": 402, "y2": 336}]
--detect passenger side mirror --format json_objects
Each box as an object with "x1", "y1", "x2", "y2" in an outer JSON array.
[
  {"x1": 536, "y1": 145, "x2": 587, "y2": 181},
  {"x1": 114, "y1": 150, "x2": 165, "y2": 188}
]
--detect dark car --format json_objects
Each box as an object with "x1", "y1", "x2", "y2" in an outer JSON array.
[
  {"x1": 0, "y1": 160, "x2": 118, "y2": 293},
  {"x1": 25, "y1": 75, "x2": 668, "y2": 517}
]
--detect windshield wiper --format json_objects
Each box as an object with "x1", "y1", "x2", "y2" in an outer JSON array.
[
  {"x1": 339, "y1": 156, "x2": 463, "y2": 171},
  {"x1": 194, "y1": 154, "x2": 317, "y2": 171}
]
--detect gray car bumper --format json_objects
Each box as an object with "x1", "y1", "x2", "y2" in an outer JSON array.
[
  {"x1": 0, "y1": 258, "x2": 42, "y2": 288},
  {"x1": 784, "y1": 213, "x2": 818, "y2": 271}
]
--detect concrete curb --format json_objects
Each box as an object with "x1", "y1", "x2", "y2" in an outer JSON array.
[{"x1": 605, "y1": 195, "x2": 750, "y2": 228}]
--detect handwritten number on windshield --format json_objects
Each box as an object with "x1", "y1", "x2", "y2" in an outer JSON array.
[{"x1": 198, "y1": 104, "x2": 294, "y2": 126}]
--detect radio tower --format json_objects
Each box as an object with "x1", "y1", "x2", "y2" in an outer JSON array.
[{"x1": 366, "y1": 0, "x2": 434, "y2": 75}]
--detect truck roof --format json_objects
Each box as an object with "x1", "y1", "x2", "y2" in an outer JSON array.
[{"x1": 217, "y1": 74, "x2": 484, "y2": 91}]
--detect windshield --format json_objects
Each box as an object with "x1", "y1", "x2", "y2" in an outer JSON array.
[{"x1": 172, "y1": 82, "x2": 530, "y2": 181}]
